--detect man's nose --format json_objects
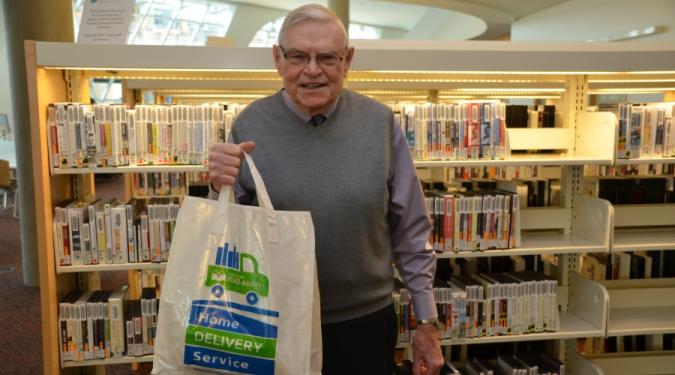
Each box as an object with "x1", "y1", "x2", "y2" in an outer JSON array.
[{"x1": 303, "y1": 58, "x2": 322, "y2": 75}]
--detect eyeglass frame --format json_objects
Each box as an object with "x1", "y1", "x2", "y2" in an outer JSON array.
[{"x1": 277, "y1": 45, "x2": 349, "y2": 69}]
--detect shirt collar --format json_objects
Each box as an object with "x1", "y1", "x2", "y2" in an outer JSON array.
[{"x1": 281, "y1": 89, "x2": 340, "y2": 123}]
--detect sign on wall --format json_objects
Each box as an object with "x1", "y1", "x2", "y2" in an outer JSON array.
[{"x1": 77, "y1": 0, "x2": 133, "y2": 44}]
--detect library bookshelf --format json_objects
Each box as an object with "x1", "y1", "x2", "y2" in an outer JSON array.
[
  {"x1": 568, "y1": 349, "x2": 675, "y2": 375},
  {"x1": 24, "y1": 40, "x2": 675, "y2": 374}
]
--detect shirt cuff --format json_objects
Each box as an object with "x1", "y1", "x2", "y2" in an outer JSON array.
[{"x1": 411, "y1": 291, "x2": 437, "y2": 321}]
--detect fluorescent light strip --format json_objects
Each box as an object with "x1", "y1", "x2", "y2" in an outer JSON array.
[
  {"x1": 372, "y1": 70, "x2": 617, "y2": 75},
  {"x1": 169, "y1": 94, "x2": 267, "y2": 98},
  {"x1": 45, "y1": 66, "x2": 675, "y2": 76},
  {"x1": 485, "y1": 95, "x2": 561, "y2": 99},
  {"x1": 451, "y1": 88, "x2": 565, "y2": 93},
  {"x1": 349, "y1": 78, "x2": 549, "y2": 83},
  {"x1": 590, "y1": 87, "x2": 675, "y2": 93},
  {"x1": 589, "y1": 79, "x2": 675, "y2": 83},
  {"x1": 45, "y1": 66, "x2": 279, "y2": 73}
]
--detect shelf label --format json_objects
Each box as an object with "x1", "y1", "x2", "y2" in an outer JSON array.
[{"x1": 77, "y1": 0, "x2": 133, "y2": 44}]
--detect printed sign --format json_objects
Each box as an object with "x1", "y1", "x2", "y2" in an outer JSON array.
[{"x1": 77, "y1": 0, "x2": 133, "y2": 44}]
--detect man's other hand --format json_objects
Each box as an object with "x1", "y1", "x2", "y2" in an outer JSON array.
[{"x1": 412, "y1": 324, "x2": 444, "y2": 375}]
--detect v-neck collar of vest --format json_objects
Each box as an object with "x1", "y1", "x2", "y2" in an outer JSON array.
[{"x1": 279, "y1": 89, "x2": 341, "y2": 126}]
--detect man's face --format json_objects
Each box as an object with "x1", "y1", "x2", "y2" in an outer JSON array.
[{"x1": 273, "y1": 20, "x2": 354, "y2": 117}]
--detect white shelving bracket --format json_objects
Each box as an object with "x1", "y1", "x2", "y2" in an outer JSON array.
[{"x1": 568, "y1": 272, "x2": 609, "y2": 335}]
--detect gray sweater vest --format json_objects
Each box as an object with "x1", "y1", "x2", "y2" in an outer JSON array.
[{"x1": 232, "y1": 90, "x2": 395, "y2": 323}]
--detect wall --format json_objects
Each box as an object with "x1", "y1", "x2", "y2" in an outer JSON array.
[
  {"x1": 3, "y1": 0, "x2": 74, "y2": 288},
  {"x1": 226, "y1": 2, "x2": 407, "y2": 47},
  {"x1": 404, "y1": 7, "x2": 486, "y2": 40},
  {"x1": 512, "y1": 0, "x2": 675, "y2": 42},
  {"x1": 0, "y1": 2, "x2": 13, "y2": 136},
  {"x1": 227, "y1": 3, "x2": 285, "y2": 47}
]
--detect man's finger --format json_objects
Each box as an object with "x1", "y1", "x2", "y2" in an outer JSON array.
[{"x1": 239, "y1": 141, "x2": 256, "y2": 154}]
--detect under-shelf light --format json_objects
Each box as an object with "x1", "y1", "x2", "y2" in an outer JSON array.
[
  {"x1": 348, "y1": 77, "x2": 548, "y2": 84},
  {"x1": 45, "y1": 67, "x2": 675, "y2": 76},
  {"x1": 589, "y1": 78, "x2": 675, "y2": 83},
  {"x1": 45, "y1": 66, "x2": 278, "y2": 73},
  {"x1": 354, "y1": 90, "x2": 428, "y2": 96},
  {"x1": 630, "y1": 71, "x2": 675, "y2": 75},
  {"x1": 590, "y1": 87, "x2": 675, "y2": 94},
  {"x1": 453, "y1": 88, "x2": 565, "y2": 93},
  {"x1": 153, "y1": 89, "x2": 274, "y2": 94},
  {"x1": 485, "y1": 95, "x2": 561, "y2": 99},
  {"x1": 167, "y1": 94, "x2": 268, "y2": 99},
  {"x1": 370, "y1": 70, "x2": 617, "y2": 75}
]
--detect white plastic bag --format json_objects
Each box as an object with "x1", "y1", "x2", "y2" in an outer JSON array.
[{"x1": 153, "y1": 153, "x2": 321, "y2": 374}]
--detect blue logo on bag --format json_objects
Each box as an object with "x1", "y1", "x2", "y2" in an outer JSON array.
[
  {"x1": 205, "y1": 243, "x2": 270, "y2": 306},
  {"x1": 184, "y1": 242, "x2": 279, "y2": 374}
]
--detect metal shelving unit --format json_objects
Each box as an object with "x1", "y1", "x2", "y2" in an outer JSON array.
[{"x1": 24, "y1": 40, "x2": 675, "y2": 374}]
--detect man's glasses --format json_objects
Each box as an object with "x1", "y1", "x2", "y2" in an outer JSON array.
[{"x1": 279, "y1": 45, "x2": 346, "y2": 68}]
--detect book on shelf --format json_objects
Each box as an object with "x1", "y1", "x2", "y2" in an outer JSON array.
[
  {"x1": 425, "y1": 188, "x2": 520, "y2": 253},
  {"x1": 392, "y1": 101, "x2": 506, "y2": 162},
  {"x1": 132, "y1": 171, "x2": 188, "y2": 198},
  {"x1": 47, "y1": 102, "x2": 240, "y2": 169},
  {"x1": 583, "y1": 176, "x2": 673, "y2": 205},
  {"x1": 396, "y1": 270, "x2": 558, "y2": 344},
  {"x1": 54, "y1": 198, "x2": 179, "y2": 268},
  {"x1": 58, "y1": 284, "x2": 163, "y2": 363},
  {"x1": 440, "y1": 353, "x2": 563, "y2": 375},
  {"x1": 616, "y1": 102, "x2": 675, "y2": 160}
]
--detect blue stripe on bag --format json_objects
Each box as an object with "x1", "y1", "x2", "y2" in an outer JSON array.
[
  {"x1": 192, "y1": 300, "x2": 280, "y2": 318},
  {"x1": 188, "y1": 304, "x2": 278, "y2": 338},
  {"x1": 184, "y1": 345, "x2": 275, "y2": 374}
]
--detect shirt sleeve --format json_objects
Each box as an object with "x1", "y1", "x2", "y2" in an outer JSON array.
[{"x1": 388, "y1": 119, "x2": 437, "y2": 321}]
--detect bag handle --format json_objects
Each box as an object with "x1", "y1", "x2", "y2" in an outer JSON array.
[
  {"x1": 217, "y1": 152, "x2": 274, "y2": 211},
  {"x1": 215, "y1": 151, "x2": 279, "y2": 243}
]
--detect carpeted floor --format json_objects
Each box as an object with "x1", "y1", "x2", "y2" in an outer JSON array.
[{"x1": 0, "y1": 200, "x2": 42, "y2": 375}]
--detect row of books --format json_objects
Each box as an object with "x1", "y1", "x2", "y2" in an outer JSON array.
[
  {"x1": 58, "y1": 286, "x2": 158, "y2": 362},
  {"x1": 53, "y1": 198, "x2": 179, "y2": 266},
  {"x1": 441, "y1": 353, "x2": 565, "y2": 375},
  {"x1": 616, "y1": 103, "x2": 675, "y2": 159},
  {"x1": 585, "y1": 163, "x2": 675, "y2": 178},
  {"x1": 446, "y1": 165, "x2": 560, "y2": 185},
  {"x1": 47, "y1": 102, "x2": 239, "y2": 169},
  {"x1": 580, "y1": 250, "x2": 675, "y2": 282},
  {"x1": 440, "y1": 178, "x2": 562, "y2": 208},
  {"x1": 392, "y1": 101, "x2": 507, "y2": 161},
  {"x1": 132, "y1": 172, "x2": 188, "y2": 197},
  {"x1": 583, "y1": 176, "x2": 674, "y2": 205},
  {"x1": 425, "y1": 190, "x2": 521, "y2": 252},
  {"x1": 505, "y1": 104, "x2": 556, "y2": 129},
  {"x1": 395, "y1": 271, "x2": 559, "y2": 343}
]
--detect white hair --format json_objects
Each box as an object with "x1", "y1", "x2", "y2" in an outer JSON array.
[{"x1": 277, "y1": 3, "x2": 348, "y2": 48}]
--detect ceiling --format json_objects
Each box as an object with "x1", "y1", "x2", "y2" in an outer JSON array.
[{"x1": 228, "y1": 0, "x2": 572, "y2": 39}]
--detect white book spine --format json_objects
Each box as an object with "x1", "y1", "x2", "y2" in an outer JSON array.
[
  {"x1": 108, "y1": 287, "x2": 126, "y2": 357},
  {"x1": 111, "y1": 206, "x2": 129, "y2": 264}
]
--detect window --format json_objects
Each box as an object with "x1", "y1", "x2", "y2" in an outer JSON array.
[
  {"x1": 249, "y1": 16, "x2": 382, "y2": 47},
  {"x1": 72, "y1": 0, "x2": 236, "y2": 103},
  {"x1": 89, "y1": 79, "x2": 123, "y2": 104}
]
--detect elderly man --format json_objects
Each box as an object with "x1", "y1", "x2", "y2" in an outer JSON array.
[{"x1": 208, "y1": 4, "x2": 443, "y2": 374}]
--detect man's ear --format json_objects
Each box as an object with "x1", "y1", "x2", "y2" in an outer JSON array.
[
  {"x1": 343, "y1": 46, "x2": 355, "y2": 76},
  {"x1": 272, "y1": 45, "x2": 283, "y2": 74}
]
